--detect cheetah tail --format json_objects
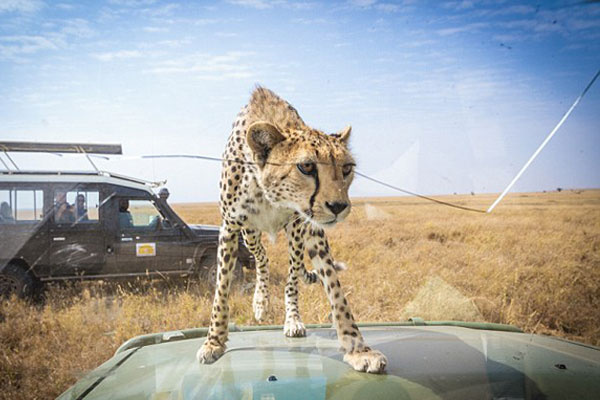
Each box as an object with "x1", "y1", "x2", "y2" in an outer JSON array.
[
  {"x1": 333, "y1": 261, "x2": 348, "y2": 272},
  {"x1": 301, "y1": 260, "x2": 347, "y2": 285}
]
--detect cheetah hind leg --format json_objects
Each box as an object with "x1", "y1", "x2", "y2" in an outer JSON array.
[{"x1": 298, "y1": 260, "x2": 347, "y2": 326}]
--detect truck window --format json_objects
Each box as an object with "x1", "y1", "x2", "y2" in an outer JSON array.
[
  {"x1": 54, "y1": 190, "x2": 99, "y2": 224},
  {"x1": 119, "y1": 199, "x2": 161, "y2": 230},
  {"x1": 0, "y1": 189, "x2": 43, "y2": 223}
]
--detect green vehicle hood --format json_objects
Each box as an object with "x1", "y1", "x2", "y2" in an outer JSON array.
[{"x1": 59, "y1": 322, "x2": 600, "y2": 400}]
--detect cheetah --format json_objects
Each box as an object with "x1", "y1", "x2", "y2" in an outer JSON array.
[{"x1": 196, "y1": 87, "x2": 387, "y2": 374}]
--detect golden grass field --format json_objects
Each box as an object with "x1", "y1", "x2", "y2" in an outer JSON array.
[{"x1": 1, "y1": 190, "x2": 599, "y2": 398}]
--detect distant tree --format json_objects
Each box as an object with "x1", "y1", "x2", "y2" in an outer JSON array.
[
  {"x1": 470, "y1": 191, "x2": 475, "y2": 196},
  {"x1": 557, "y1": 187, "x2": 563, "y2": 192}
]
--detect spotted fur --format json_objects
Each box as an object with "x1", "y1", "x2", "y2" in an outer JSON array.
[{"x1": 197, "y1": 87, "x2": 387, "y2": 373}]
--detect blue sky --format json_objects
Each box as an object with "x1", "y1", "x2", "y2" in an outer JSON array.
[{"x1": 1, "y1": 0, "x2": 599, "y2": 203}]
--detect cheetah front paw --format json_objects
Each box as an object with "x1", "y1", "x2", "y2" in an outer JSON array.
[
  {"x1": 343, "y1": 349, "x2": 387, "y2": 374},
  {"x1": 284, "y1": 319, "x2": 306, "y2": 337},
  {"x1": 252, "y1": 288, "x2": 270, "y2": 322},
  {"x1": 196, "y1": 340, "x2": 226, "y2": 364}
]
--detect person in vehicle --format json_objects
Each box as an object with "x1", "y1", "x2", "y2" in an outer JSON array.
[
  {"x1": 55, "y1": 191, "x2": 75, "y2": 223},
  {"x1": 76, "y1": 194, "x2": 89, "y2": 221},
  {"x1": 159, "y1": 188, "x2": 170, "y2": 201},
  {"x1": 119, "y1": 198, "x2": 133, "y2": 228},
  {"x1": 154, "y1": 188, "x2": 172, "y2": 228},
  {"x1": 0, "y1": 201, "x2": 14, "y2": 223}
]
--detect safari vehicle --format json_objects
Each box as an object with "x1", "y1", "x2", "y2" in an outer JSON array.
[
  {"x1": 58, "y1": 320, "x2": 600, "y2": 399},
  {"x1": 0, "y1": 142, "x2": 254, "y2": 297}
]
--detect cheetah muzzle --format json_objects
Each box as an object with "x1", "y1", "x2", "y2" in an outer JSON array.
[{"x1": 196, "y1": 86, "x2": 388, "y2": 374}]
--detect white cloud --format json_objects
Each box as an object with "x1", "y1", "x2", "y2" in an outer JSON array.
[
  {"x1": 442, "y1": 0, "x2": 475, "y2": 11},
  {"x1": 55, "y1": 3, "x2": 76, "y2": 11},
  {"x1": 226, "y1": 0, "x2": 282, "y2": 9},
  {"x1": 215, "y1": 32, "x2": 238, "y2": 38},
  {"x1": 92, "y1": 50, "x2": 144, "y2": 61},
  {"x1": 100, "y1": 0, "x2": 178, "y2": 20},
  {"x1": 226, "y1": 0, "x2": 315, "y2": 10},
  {"x1": 375, "y1": 3, "x2": 402, "y2": 12},
  {"x1": 492, "y1": 32, "x2": 522, "y2": 43},
  {"x1": 288, "y1": 2, "x2": 317, "y2": 10},
  {"x1": 145, "y1": 51, "x2": 256, "y2": 81},
  {"x1": 0, "y1": 0, "x2": 43, "y2": 13},
  {"x1": 291, "y1": 17, "x2": 328, "y2": 24},
  {"x1": 143, "y1": 26, "x2": 169, "y2": 32},
  {"x1": 0, "y1": 35, "x2": 58, "y2": 59},
  {"x1": 491, "y1": 5, "x2": 535, "y2": 16},
  {"x1": 0, "y1": 17, "x2": 94, "y2": 61},
  {"x1": 500, "y1": 19, "x2": 565, "y2": 35},
  {"x1": 403, "y1": 39, "x2": 437, "y2": 48},
  {"x1": 437, "y1": 22, "x2": 488, "y2": 36},
  {"x1": 141, "y1": 3, "x2": 179, "y2": 17},
  {"x1": 348, "y1": 0, "x2": 408, "y2": 12},
  {"x1": 567, "y1": 18, "x2": 600, "y2": 30},
  {"x1": 155, "y1": 39, "x2": 190, "y2": 47},
  {"x1": 107, "y1": 0, "x2": 157, "y2": 6},
  {"x1": 59, "y1": 18, "x2": 94, "y2": 38},
  {"x1": 193, "y1": 18, "x2": 221, "y2": 25},
  {"x1": 350, "y1": 0, "x2": 377, "y2": 6}
]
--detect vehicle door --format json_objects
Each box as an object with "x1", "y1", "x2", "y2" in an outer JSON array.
[
  {"x1": 112, "y1": 197, "x2": 183, "y2": 275},
  {"x1": 0, "y1": 186, "x2": 47, "y2": 274},
  {"x1": 46, "y1": 186, "x2": 105, "y2": 277}
]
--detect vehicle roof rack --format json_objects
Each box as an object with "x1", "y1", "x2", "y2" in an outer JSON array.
[
  {"x1": 0, "y1": 141, "x2": 164, "y2": 188},
  {"x1": 0, "y1": 170, "x2": 165, "y2": 188},
  {"x1": 0, "y1": 141, "x2": 122, "y2": 154},
  {"x1": 0, "y1": 141, "x2": 122, "y2": 172}
]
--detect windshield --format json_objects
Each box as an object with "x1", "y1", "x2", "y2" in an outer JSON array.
[{"x1": 1, "y1": 1, "x2": 599, "y2": 399}]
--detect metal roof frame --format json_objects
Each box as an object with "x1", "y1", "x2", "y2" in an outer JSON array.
[
  {"x1": 0, "y1": 142, "x2": 164, "y2": 188},
  {"x1": 0, "y1": 141, "x2": 122, "y2": 173},
  {"x1": 0, "y1": 141, "x2": 122, "y2": 155},
  {"x1": 0, "y1": 170, "x2": 165, "y2": 189}
]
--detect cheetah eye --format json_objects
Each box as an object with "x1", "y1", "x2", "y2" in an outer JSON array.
[
  {"x1": 297, "y1": 162, "x2": 316, "y2": 175},
  {"x1": 342, "y1": 163, "x2": 354, "y2": 177}
]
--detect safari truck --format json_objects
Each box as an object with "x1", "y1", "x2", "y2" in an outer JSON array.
[{"x1": 0, "y1": 141, "x2": 254, "y2": 297}]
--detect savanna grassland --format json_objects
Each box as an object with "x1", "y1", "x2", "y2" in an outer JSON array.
[{"x1": 1, "y1": 190, "x2": 599, "y2": 399}]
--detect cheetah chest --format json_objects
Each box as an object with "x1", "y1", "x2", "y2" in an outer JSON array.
[{"x1": 244, "y1": 196, "x2": 294, "y2": 238}]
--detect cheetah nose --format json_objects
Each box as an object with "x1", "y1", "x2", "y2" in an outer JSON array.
[{"x1": 325, "y1": 202, "x2": 348, "y2": 215}]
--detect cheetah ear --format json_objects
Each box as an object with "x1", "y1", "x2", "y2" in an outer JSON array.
[
  {"x1": 247, "y1": 121, "x2": 286, "y2": 168},
  {"x1": 337, "y1": 125, "x2": 351, "y2": 145}
]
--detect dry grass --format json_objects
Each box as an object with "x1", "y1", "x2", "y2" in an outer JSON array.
[{"x1": 1, "y1": 190, "x2": 599, "y2": 399}]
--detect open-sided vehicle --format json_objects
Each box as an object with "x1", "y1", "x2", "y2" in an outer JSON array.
[{"x1": 0, "y1": 142, "x2": 254, "y2": 297}]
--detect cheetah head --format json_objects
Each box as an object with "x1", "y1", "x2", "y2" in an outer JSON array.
[{"x1": 247, "y1": 121, "x2": 355, "y2": 227}]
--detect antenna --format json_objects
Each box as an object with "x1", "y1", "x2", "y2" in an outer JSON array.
[{"x1": 487, "y1": 68, "x2": 600, "y2": 213}]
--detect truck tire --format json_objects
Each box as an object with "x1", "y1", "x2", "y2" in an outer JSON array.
[
  {"x1": 199, "y1": 253, "x2": 243, "y2": 288},
  {"x1": 0, "y1": 263, "x2": 35, "y2": 299}
]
